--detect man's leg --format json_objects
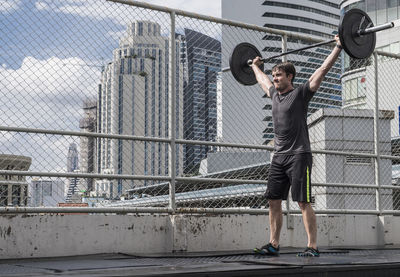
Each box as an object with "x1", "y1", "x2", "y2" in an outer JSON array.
[
  {"x1": 269, "y1": 199, "x2": 283, "y2": 248},
  {"x1": 298, "y1": 201, "x2": 317, "y2": 249}
]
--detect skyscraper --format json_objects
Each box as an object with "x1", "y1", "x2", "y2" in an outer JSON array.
[
  {"x1": 221, "y1": 0, "x2": 342, "y2": 145},
  {"x1": 183, "y1": 28, "x2": 221, "y2": 174},
  {"x1": 78, "y1": 98, "x2": 97, "y2": 193},
  {"x1": 340, "y1": 0, "x2": 400, "y2": 137},
  {"x1": 67, "y1": 143, "x2": 79, "y2": 172},
  {"x1": 97, "y1": 21, "x2": 184, "y2": 198},
  {"x1": 66, "y1": 142, "x2": 79, "y2": 202}
]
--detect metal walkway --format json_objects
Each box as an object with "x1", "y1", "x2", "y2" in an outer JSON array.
[{"x1": 1, "y1": 247, "x2": 400, "y2": 276}]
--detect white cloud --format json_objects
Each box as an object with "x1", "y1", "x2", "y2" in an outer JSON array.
[
  {"x1": 0, "y1": 56, "x2": 97, "y2": 172},
  {"x1": 34, "y1": 0, "x2": 222, "y2": 39},
  {"x1": 0, "y1": 0, "x2": 21, "y2": 12},
  {"x1": 0, "y1": 56, "x2": 99, "y2": 98},
  {"x1": 136, "y1": 0, "x2": 221, "y2": 18}
]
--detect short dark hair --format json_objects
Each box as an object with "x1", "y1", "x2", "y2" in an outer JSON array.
[{"x1": 272, "y1": 62, "x2": 296, "y2": 84}]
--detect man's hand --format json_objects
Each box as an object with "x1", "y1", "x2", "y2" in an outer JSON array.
[
  {"x1": 251, "y1": 56, "x2": 263, "y2": 68},
  {"x1": 334, "y1": 34, "x2": 342, "y2": 48}
]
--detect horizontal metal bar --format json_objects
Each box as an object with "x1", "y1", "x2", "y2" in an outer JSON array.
[
  {"x1": 375, "y1": 50, "x2": 400, "y2": 59},
  {"x1": 175, "y1": 138, "x2": 274, "y2": 151},
  {"x1": 2, "y1": 170, "x2": 400, "y2": 189},
  {"x1": 0, "y1": 207, "x2": 173, "y2": 214},
  {"x1": 106, "y1": 0, "x2": 331, "y2": 44},
  {"x1": 0, "y1": 170, "x2": 172, "y2": 181},
  {"x1": 317, "y1": 182, "x2": 378, "y2": 189},
  {"x1": 175, "y1": 176, "x2": 268, "y2": 185},
  {"x1": 358, "y1": 22, "x2": 394, "y2": 35},
  {"x1": 0, "y1": 125, "x2": 171, "y2": 143},
  {"x1": 317, "y1": 183, "x2": 400, "y2": 190},
  {"x1": 4, "y1": 125, "x2": 400, "y2": 160},
  {"x1": 0, "y1": 206, "x2": 393, "y2": 215},
  {"x1": 262, "y1": 39, "x2": 335, "y2": 62}
]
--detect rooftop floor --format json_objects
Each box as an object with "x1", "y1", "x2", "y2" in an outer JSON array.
[{"x1": 1, "y1": 247, "x2": 400, "y2": 276}]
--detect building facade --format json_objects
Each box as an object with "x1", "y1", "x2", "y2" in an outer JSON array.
[
  {"x1": 0, "y1": 154, "x2": 31, "y2": 206},
  {"x1": 221, "y1": 0, "x2": 342, "y2": 145},
  {"x1": 340, "y1": 0, "x2": 400, "y2": 137},
  {"x1": 78, "y1": 98, "x2": 97, "y2": 194},
  {"x1": 183, "y1": 28, "x2": 221, "y2": 174},
  {"x1": 65, "y1": 142, "x2": 79, "y2": 202},
  {"x1": 97, "y1": 21, "x2": 184, "y2": 199},
  {"x1": 29, "y1": 178, "x2": 65, "y2": 207}
]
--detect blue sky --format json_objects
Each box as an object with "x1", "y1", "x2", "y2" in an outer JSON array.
[
  {"x1": 0, "y1": 0, "x2": 221, "y2": 69},
  {"x1": 0, "y1": 0, "x2": 221, "y2": 172}
]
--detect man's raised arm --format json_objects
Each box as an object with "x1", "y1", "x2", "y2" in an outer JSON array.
[
  {"x1": 251, "y1": 57, "x2": 274, "y2": 97},
  {"x1": 309, "y1": 35, "x2": 342, "y2": 92}
]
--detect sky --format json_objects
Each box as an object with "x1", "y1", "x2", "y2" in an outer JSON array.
[{"x1": 0, "y1": 0, "x2": 222, "y2": 172}]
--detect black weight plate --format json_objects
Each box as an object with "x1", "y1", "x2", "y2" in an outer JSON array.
[
  {"x1": 339, "y1": 8, "x2": 376, "y2": 59},
  {"x1": 229, "y1": 42, "x2": 263, "y2": 86}
]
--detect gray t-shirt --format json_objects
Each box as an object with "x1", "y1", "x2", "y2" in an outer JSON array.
[{"x1": 269, "y1": 81, "x2": 315, "y2": 155}]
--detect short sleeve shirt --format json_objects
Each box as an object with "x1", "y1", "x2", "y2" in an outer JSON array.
[{"x1": 269, "y1": 81, "x2": 315, "y2": 155}]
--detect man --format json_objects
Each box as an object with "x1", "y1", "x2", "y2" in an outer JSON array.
[{"x1": 251, "y1": 35, "x2": 342, "y2": 257}]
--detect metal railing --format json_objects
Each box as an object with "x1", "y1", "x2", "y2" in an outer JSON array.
[{"x1": 1, "y1": 0, "x2": 400, "y2": 215}]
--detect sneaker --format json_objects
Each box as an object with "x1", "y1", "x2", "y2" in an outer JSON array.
[
  {"x1": 297, "y1": 247, "x2": 320, "y2": 257},
  {"x1": 254, "y1": 243, "x2": 280, "y2": 256}
]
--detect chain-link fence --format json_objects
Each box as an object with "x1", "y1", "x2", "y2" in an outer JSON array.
[{"x1": 1, "y1": 0, "x2": 400, "y2": 215}]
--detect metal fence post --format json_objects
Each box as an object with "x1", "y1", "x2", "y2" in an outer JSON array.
[
  {"x1": 281, "y1": 34, "x2": 293, "y2": 228},
  {"x1": 374, "y1": 52, "x2": 382, "y2": 214},
  {"x1": 282, "y1": 34, "x2": 287, "y2": 63},
  {"x1": 169, "y1": 11, "x2": 177, "y2": 212}
]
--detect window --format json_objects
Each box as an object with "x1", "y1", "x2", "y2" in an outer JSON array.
[
  {"x1": 344, "y1": 76, "x2": 366, "y2": 104},
  {"x1": 377, "y1": 0, "x2": 387, "y2": 25},
  {"x1": 366, "y1": 0, "x2": 377, "y2": 24},
  {"x1": 387, "y1": 0, "x2": 398, "y2": 21},
  {"x1": 0, "y1": 185, "x2": 7, "y2": 206},
  {"x1": 138, "y1": 22, "x2": 143, "y2": 36}
]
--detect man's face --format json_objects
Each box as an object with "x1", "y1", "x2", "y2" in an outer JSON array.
[{"x1": 272, "y1": 69, "x2": 292, "y2": 92}]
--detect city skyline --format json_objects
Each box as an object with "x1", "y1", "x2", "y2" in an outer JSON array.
[{"x1": 0, "y1": 0, "x2": 222, "y2": 175}]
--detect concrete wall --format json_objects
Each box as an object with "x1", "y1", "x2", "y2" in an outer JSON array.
[{"x1": 1, "y1": 213, "x2": 399, "y2": 259}]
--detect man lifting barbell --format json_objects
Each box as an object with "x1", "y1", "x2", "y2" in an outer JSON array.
[
  {"x1": 224, "y1": 8, "x2": 396, "y2": 258},
  {"x1": 251, "y1": 35, "x2": 342, "y2": 258},
  {"x1": 225, "y1": 8, "x2": 396, "y2": 257}
]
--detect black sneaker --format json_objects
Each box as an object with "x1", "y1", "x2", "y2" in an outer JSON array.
[
  {"x1": 297, "y1": 247, "x2": 320, "y2": 257},
  {"x1": 254, "y1": 243, "x2": 280, "y2": 256}
]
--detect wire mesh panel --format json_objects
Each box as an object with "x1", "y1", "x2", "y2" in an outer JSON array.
[
  {"x1": 0, "y1": 0, "x2": 175, "y2": 208},
  {"x1": 0, "y1": 0, "x2": 399, "y2": 214}
]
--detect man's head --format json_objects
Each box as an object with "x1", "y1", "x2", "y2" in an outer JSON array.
[{"x1": 271, "y1": 62, "x2": 296, "y2": 92}]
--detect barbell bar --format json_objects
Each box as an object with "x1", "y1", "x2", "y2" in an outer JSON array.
[{"x1": 224, "y1": 9, "x2": 396, "y2": 86}]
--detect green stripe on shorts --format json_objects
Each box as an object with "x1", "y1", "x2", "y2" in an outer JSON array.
[{"x1": 306, "y1": 166, "x2": 310, "y2": 202}]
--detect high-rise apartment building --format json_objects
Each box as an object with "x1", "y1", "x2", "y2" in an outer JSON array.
[
  {"x1": 340, "y1": 0, "x2": 400, "y2": 137},
  {"x1": 183, "y1": 28, "x2": 221, "y2": 174},
  {"x1": 66, "y1": 143, "x2": 79, "y2": 172},
  {"x1": 78, "y1": 98, "x2": 97, "y2": 193},
  {"x1": 221, "y1": 0, "x2": 342, "y2": 145},
  {"x1": 66, "y1": 143, "x2": 79, "y2": 202},
  {"x1": 97, "y1": 21, "x2": 184, "y2": 198},
  {"x1": 30, "y1": 178, "x2": 65, "y2": 206},
  {"x1": 0, "y1": 154, "x2": 31, "y2": 206}
]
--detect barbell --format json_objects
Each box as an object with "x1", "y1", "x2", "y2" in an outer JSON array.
[{"x1": 227, "y1": 9, "x2": 395, "y2": 86}]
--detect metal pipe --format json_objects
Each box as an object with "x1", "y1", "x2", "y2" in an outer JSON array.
[
  {"x1": 281, "y1": 34, "x2": 288, "y2": 63},
  {"x1": 169, "y1": 11, "x2": 177, "y2": 212},
  {"x1": 258, "y1": 39, "x2": 336, "y2": 64},
  {"x1": 106, "y1": 0, "x2": 328, "y2": 44},
  {"x1": 358, "y1": 22, "x2": 394, "y2": 36},
  {"x1": 2, "y1": 206, "x2": 399, "y2": 215},
  {"x1": 373, "y1": 52, "x2": 382, "y2": 214}
]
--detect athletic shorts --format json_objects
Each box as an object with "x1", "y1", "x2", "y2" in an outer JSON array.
[{"x1": 265, "y1": 153, "x2": 313, "y2": 202}]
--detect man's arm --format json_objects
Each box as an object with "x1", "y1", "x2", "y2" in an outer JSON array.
[
  {"x1": 309, "y1": 35, "x2": 342, "y2": 92},
  {"x1": 251, "y1": 57, "x2": 273, "y2": 97}
]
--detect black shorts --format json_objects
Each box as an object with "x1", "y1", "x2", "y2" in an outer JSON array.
[{"x1": 265, "y1": 153, "x2": 312, "y2": 202}]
